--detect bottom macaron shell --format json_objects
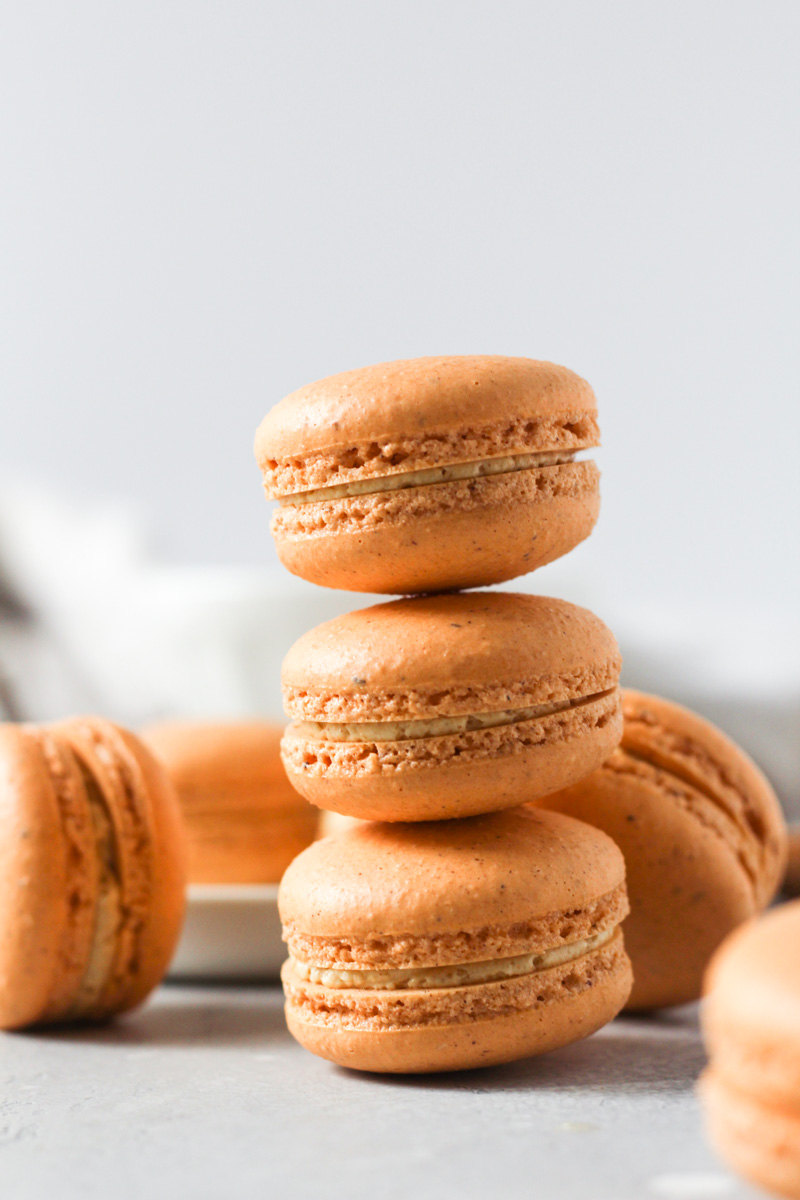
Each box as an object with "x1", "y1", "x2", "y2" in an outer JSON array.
[
  {"x1": 272, "y1": 462, "x2": 600, "y2": 595},
  {"x1": 282, "y1": 691, "x2": 623, "y2": 822},
  {"x1": 701, "y1": 1070, "x2": 800, "y2": 1200},
  {"x1": 281, "y1": 933, "x2": 632, "y2": 1074}
]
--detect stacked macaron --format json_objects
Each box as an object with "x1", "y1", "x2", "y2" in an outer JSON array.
[{"x1": 256, "y1": 355, "x2": 634, "y2": 1072}]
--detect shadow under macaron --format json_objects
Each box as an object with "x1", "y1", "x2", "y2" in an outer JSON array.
[
  {"x1": 337, "y1": 1007, "x2": 706, "y2": 1095},
  {"x1": 6, "y1": 985, "x2": 288, "y2": 1050}
]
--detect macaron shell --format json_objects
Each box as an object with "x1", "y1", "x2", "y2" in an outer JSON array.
[
  {"x1": 142, "y1": 722, "x2": 298, "y2": 810},
  {"x1": 785, "y1": 827, "x2": 800, "y2": 896},
  {"x1": 271, "y1": 461, "x2": 600, "y2": 595},
  {"x1": 621, "y1": 690, "x2": 787, "y2": 908},
  {"x1": 106, "y1": 723, "x2": 186, "y2": 1010},
  {"x1": 255, "y1": 356, "x2": 597, "y2": 478},
  {"x1": 281, "y1": 689, "x2": 623, "y2": 821},
  {"x1": 0, "y1": 726, "x2": 97, "y2": 1030},
  {"x1": 283, "y1": 592, "x2": 621, "y2": 715},
  {"x1": 702, "y1": 902, "x2": 800, "y2": 1108},
  {"x1": 540, "y1": 756, "x2": 760, "y2": 1009},
  {"x1": 186, "y1": 811, "x2": 318, "y2": 884},
  {"x1": 279, "y1": 808, "x2": 626, "y2": 941},
  {"x1": 283, "y1": 942, "x2": 632, "y2": 1074},
  {"x1": 143, "y1": 721, "x2": 317, "y2": 884},
  {"x1": 700, "y1": 1069, "x2": 800, "y2": 1200},
  {"x1": 52, "y1": 719, "x2": 186, "y2": 1017}
]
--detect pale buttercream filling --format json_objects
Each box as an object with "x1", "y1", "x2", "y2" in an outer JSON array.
[
  {"x1": 279, "y1": 450, "x2": 577, "y2": 505},
  {"x1": 290, "y1": 926, "x2": 617, "y2": 991},
  {"x1": 293, "y1": 691, "x2": 610, "y2": 744},
  {"x1": 66, "y1": 772, "x2": 122, "y2": 1017}
]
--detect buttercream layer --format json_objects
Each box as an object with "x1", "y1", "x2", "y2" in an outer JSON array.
[
  {"x1": 283, "y1": 689, "x2": 621, "y2": 777},
  {"x1": 272, "y1": 459, "x2": 598, "y2": 540},
  {"x1": 64, "y1": 766, "x2": 123, "y2": 1018},
  {"x1": 52, "y1": 719, "x2": 155, "y2": 1018},
  {"x1": 291, "y1": 926, "x2": 616, "y2": 990},
  {"x1": 285, "y1": 663, "x2": 619, "y2": 724},
  {"x1": 282, "y1": 932, "x2": 627, "y2": 1031},
  {"x1": 278, "y1": 450, "x2": 576, "y2": 504},
  {"x1": 284, "y1": 883, "x2": 628, "y2": 971},
  {"x1": 291, "y1": 691, "x2": 613, "y2": 744},
  {"x1": 260, "y1": 388, "x2": 597, "y2": 496}
]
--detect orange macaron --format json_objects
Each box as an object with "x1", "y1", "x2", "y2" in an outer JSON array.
[
  {"x1": 279, "y1": 807, "x2": 632, "y2": 1073},
  {"x1": 784, "y1": 826, "x2": 800, "y2": 897},
  {"x1": 539, "y1": 690, "x2": 787, "y2": 1010},
  {"x1": 281, "y1": 591, "x2": 623, "y2": 822},
  {"x1": 255, "y1": 356, "x2": 601, "y2": 595},
  {"x1": 0, "y1": 718, "x2": 186, "y2": 1030},
  {"x1": 700, "y1": 901, "x2": 800, "y2": 1199},
  {"x1": 142, "y1": 721, "x2": 318, "y2": 884}
]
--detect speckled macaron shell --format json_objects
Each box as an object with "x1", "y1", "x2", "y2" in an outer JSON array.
[
  {"x1": 539, "y1": 690, "x2": 788, "y2": 1010},
  {"x1": 0, "y1": 719, "x2": 186, "y2": 1030},
  {"x1": 699, "y1": 902, "x2": 800, "y2": 1199},
  {"x1": 255, "y1": 356, "x2": 601, "y2": 595},
  {"x1": 279, "y1": 808, "x2": 632, "y2": 1073},
  {"x1": 142, "y1": 722, "x2": 318, "y2": 884},
  {"x1": 281, "y1": 591, "x2": 623, "y2": 822}
]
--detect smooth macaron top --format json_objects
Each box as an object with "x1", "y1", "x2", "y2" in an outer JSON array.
[
  {"x1": 704, "y1": 900, "x2": 800, "y2": 1056},
  {"x1": 620, "y1": 690, "x2": 787, "y2": 908},
  {"x1": 282, "y1": 591, "x2": 621, "y2": 723},
  {"x1": 279, "y1": 807, "x2": 626, "y2": 941},
  {"x1": 256, "y1": 356, "x2": 598, "y2": 496},
  {"x1": 142, "y1": 721, "x2": 294, "y2": 805}
]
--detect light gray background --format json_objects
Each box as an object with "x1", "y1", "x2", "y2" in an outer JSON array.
[{"x1": 1, "y1": 1, "x2": 798, "y2": 615}]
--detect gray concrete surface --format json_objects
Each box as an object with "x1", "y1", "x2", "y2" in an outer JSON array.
[{"x1": 0, "y1": 986, "x2": 761, "y2": 1200}]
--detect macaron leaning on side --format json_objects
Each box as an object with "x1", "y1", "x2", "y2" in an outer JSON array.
[
  {"x1": 699, "y1": 901, "x2": 800, "y2": 1200},
  {"x1": 142, "y1": 721, "x2": 318, "y2": 884},
  {"x1": 0, "y1": 719, "x2": 186, "y2": 1030},
  {"x1": 280, "y1": 808, "x2": 632, "y2": 1073},
  {"x1": 538, "y1": 690, "x2": 787, "y2": 1010},
  {"x1": 281, "y1": 591, "x2": 623, "y2": 822},
  {"x1": 255, "y1": 356, "x2": 601, "y2": 595}
]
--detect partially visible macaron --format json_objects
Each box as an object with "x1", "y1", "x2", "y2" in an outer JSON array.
[
  {"x1": 539, "y1": 690, "x2": 788, "y2": 1010},
  {"x1": 279, "y1": 807, "x2": 632, "y2": 1073},
  {"x1": 699, "y1": 901, "x2": 800, "y2": 1200},
  {"x1": 143, "y1": 721, "x2": 318, "y2": 884},
  {"x1": 0, "y1": 718, "x2": 186, "y2": 1030},
  {"x1": 281, "y1": 591, "x2": 623, "y2": 822},
  {"x1": 255, "y1": 356, "x2": 601, "y2": 595},
  {"x1": 784, "y1": 826, "x2": 800, "y2": 897}
]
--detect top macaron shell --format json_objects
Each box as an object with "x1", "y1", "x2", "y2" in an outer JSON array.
[
  {"x1": 281, "y1": 591, "x2": 623, "y2": 822},
  {"x1": 255, "y1": 356, "x2": 601, "y2": 595}
]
